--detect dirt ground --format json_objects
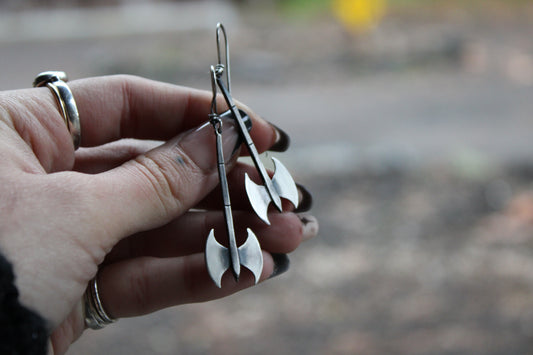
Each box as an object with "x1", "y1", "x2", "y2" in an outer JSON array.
[
  {"x1": 71, "y1": 165, "x2": 533, "y2": 355},
  {"x1": 1, "y1": 1, "x2": 533, "y2": 354}
]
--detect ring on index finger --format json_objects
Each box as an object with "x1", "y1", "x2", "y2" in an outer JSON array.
[{"x1": 33, "y1": 71, "x2": 81, "y2": 150}]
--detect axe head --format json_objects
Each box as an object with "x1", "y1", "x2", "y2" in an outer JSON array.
[
  {"x1": 205, "y1": 229, "x2": 231, "y2": 288},
  {"x1": 239, "y1": 228, "x2": 263, "y2": 284},
  {"x1": 205, "y1": 229, "x2": 263, "y2": 288},
  {"x1": 245, "y1": 157, "x2": 299, "y2": 225},
  {"x1": 271, "y1": 157, "x2": 299, "y2": 208}
]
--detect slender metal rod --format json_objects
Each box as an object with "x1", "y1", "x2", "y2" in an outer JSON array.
[
  {"x1": 213, "y1": 121, "x2": 241, "y2": 279},
  {"x1": 215, "y1": 77, "x2": 283, "y2": 211}
]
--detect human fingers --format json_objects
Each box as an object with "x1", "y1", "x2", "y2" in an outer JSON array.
[
  {"x1": 72, "y1": 118, "x2": 290, "y2": 175},
  {"x1": 196, "y1": 162, "x2": 313, "y2": 213},
  {"x1": 97, "y1": 252, "x2": 276, "y2": 319},
  {"x1": 73, "y1": 139, "x2": 162, "y2": 174},
  {"x1": 78, "y1": 115, "x2": 245, "y2": 251},
  {"x1": 104, "y1": 211, "x2": 317, "y2": 263},
  {"x1": 68, "y1": 75, "x2": 276, "y2": 150},
  {"x1": 4, "y1": 75, "x2": 277, "y2": 172}
]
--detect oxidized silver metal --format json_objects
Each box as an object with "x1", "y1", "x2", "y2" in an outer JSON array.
[
  {"x1": 245, "y1": 157, "x2": 299, "y2": 225},
  {"x1": 33, "y1": 71, "x2": 81, "y2": 150},
  {"x1": 205, "y1": 23, "x2": 300, "y2": 287},
  {"x1": 83, "y1": 277, "x2": 117, "y2": 330},
  {"x1": 213, "y1": 23, "x2": 299, "y2": 224},
  {"x1": 205, "y1": 66, "x2": 263, "y2": 288},
  {"x1": 206, "y1": 228, "x2": 263, "y2": 288}
]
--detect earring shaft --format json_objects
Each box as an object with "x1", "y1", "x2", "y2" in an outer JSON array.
[{"x1": 215, "y1": 77, "x2": 283, "y2": 212}]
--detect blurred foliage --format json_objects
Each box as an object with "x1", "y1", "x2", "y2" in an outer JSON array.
[
  {"x1": 278, "y1": 0, "x2": 330, "y2": 17},
  {"x1": 277, "y1": 0, "x2": 532, "y2": 34},
  {"x1": 278, "y1": 0, "x2": 387, "y2": 33},
  {"x1": 278, "y1": 0, "x2": 531, "y2": 15}
]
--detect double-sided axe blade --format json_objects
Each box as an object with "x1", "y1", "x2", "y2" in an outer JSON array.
[
  {"x1": 245, "y1": 157, "x2": 299, "y2": 225},
  {"x1": 205, "y1": 228, "x2": 263, "y2": 288},
  {"x1": 204, "y1": 61, "x2": 264, "y2": 288},
  {"x1": 214, "y1": 77, "x2": 300, "y2": 223}
]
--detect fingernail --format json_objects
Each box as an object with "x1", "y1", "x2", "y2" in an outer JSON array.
[
  {"x1": 294, "y1": 184, "x2": 313, "y2": 213},
  {"x1": 299, "y1": 214, "x2": 319, "y2": 241},
  {"x1": 269, "y1": 253, "x2": 290, "y2": 279},
  {"x1": 268, "y1": 123, "x2": 291, "y2": 152},
  {"x1": 179, "y1": 117, "x2": 239, "y2": 172}
]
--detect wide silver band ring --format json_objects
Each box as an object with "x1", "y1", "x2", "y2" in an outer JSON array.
[
  {"x1": 33, "y1": 71, "x2": 81, "y2": 150},
  {"x1": 83, "y1": 276, "x2": 117, "y2": 330}
]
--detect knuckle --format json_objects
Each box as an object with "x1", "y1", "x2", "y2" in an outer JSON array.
[{"x1": 111, "y1": 74, "x2": 146, "y2": 91}]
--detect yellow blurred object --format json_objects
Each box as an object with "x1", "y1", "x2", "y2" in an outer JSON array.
[{"x1": 332, "y1": 0, "x2": 386, "y2": 33}]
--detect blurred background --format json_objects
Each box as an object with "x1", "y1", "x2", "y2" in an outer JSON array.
[{"x1": 2, "y1": 0, "x2": 533, "y2": 354}]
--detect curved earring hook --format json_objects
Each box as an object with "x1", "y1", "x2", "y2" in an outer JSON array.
[{"x1": 216, "y1": 22, "x2": 231, "y2": 94}]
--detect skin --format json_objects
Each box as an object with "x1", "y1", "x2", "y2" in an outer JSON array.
[{"x1": 0, "y1": 75, "x2": 315, "y2": 354}]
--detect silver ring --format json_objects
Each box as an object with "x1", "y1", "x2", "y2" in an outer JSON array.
[
  {"x1": 83, "y1": 276, "x2": 117, "y2": 330},
  {"x1": 33, "y1": 71, "x2": 81, "y2": 150}
]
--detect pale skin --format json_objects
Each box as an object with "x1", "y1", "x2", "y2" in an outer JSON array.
[{"x1": 0, "y1": 75, "x2": 317, "y2": 354}]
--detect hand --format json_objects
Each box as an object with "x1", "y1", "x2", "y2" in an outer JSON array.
[{"x1": 0, "y1": 75, "x2": 317, "y2": 354}]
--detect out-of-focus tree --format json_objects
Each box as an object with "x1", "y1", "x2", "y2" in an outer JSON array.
[{"x1": 274, "y1": 0, "x2": 386, "y2": 33}]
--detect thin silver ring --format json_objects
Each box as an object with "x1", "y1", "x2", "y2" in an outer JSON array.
[
  {"x1": 33, "y1": 71, "x2": 81, "y2": 150},
  {"x1": 83, "y1": 276, "x2": 117, "y2": 330}
]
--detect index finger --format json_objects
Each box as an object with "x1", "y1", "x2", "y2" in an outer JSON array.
[{"x1": 68, "y1": 75, "x2": 274, "y2": 149}]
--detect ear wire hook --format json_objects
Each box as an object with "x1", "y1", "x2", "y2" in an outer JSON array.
[{"x1": 216, "y1": 22, "x2": 231, "y2": 94}]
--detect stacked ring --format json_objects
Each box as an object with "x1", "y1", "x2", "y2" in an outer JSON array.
[
  {"x1": 83, "y1": 277, "x2": 117, "y2": 330},
  {"x1": 33, "y1": 71, "x2": 81, "y2": 150}
]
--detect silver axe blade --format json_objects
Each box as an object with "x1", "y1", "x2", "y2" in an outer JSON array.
[
  {"x1": 245, "y1": 157, "x2": 299, "y2": 225},
  {"x1": 205, "y1": 228, "x2": 263, "y2": 288},
  {"x1": 213, "y1": 72, "x2": 299, "y2": 224}
]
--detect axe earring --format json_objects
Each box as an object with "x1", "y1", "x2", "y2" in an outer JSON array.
[
  {"x1": 204, "y1": 66, "x2": 263, "y2": 288},
  {"x1": 212, "y1": 23, "x2": 300, "y2": 225}
]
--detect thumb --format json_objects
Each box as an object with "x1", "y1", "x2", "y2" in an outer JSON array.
[{"x1": 93, "y1": 116, "x2": 240, "y2": 242}]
